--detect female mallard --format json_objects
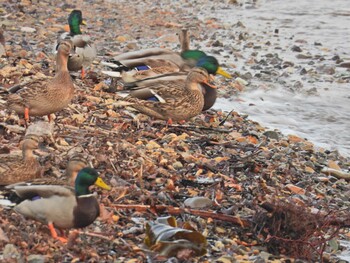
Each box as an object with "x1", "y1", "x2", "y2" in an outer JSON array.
[
  {"x1": 0, "y1": 135, "x2": 43, "y2": 186},
  {"x1": 7, "y1": 154, "x2": 89, "y2": 188},
  {"x1": 57, "y1": 10, "x2": 96, "y2": 77},
  {"x1": 7, "y1": 40, "x2": 75, "y2": 124},
  {"x1": 125, "y1": 55, "x2": 231, "y2": 111},
  {"x1": 122, "y1": 67, "x2": 215, "y2": 122},
  {"x1": 0, "y1": 24, "x2": 5, "y2": 57},
  {"x1": 8, "y1": 167, "x2": 111, "y2": 242}
]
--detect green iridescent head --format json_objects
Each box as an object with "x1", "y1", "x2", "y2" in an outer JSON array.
[
  {"x1": 196, "y1": 56, "x2": 232, "y2": 78},
  {"x1": 68, "y1": 10, "x2": 85, "y2": 35},
  {"x1": 75, "y1": 167, "x2": 111, "y2": 196}
]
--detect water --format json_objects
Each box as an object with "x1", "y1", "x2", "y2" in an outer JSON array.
[{"x1": 203, "y1": 0, "x2": 350, "y2": 157}]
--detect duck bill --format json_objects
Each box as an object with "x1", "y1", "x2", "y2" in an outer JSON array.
[
  {"x1": 216, "y1": 67, "x2": 232, "y2": 79},
  {"x1": 81, "y1": 20, "x2": 87, "y2": 26},
  {"x1": 95, "y1": 177, "x2": 111, "y2": 190},
  {"x1": 202, "y1": 80, "x2": 217, "y2": 89}
]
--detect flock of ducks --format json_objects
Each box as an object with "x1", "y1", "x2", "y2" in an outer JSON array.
[{"x1": 0, "y1": 9, "x2": 232, "y2": 242}]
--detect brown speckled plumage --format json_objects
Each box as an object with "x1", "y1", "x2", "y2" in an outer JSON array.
[
  {"x1": 6, "y1": 154, "x2": 88, "y2": 188},
  {"x1": 123, "y1": 67, "x2": 213, "y2": 121},
  {"x1": 7, "y1": 41, "x2": 75, "y2": 120},
  {"x1": 0, "y1": 135, "x2": 43, "y2": 185}
]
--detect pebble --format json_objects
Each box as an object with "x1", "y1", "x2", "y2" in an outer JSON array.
[
  {"x1": 338, "y1": 62, "x2": 350, "y2": 68},
  {"x1": 3, "y1": 244, "x2": 23, "y2": 262},
  {"x1": 184, "y1": 196, "x2": 213, "y2": 208},
  {"x1": 20, "y1": 26, "x2": 36, "y2": 33},
  {"x1": 296, "y1": 53, "x2": 312, "y2": 59},
  {"x1": 27, "y1": 255, "x2": 46, "y2": 263},
  {"x1": 263, "y1": 130, "x2": 279, "y2": 140},
  {"x1": 172, "y1": 161, "x2": 183, "y2": 169},
  {"x1": 291, "y1": 45, "x2": 302, "y2": 52},
  {"x1": 285, "y1": 184, "x2": 306, "y2": 195}
]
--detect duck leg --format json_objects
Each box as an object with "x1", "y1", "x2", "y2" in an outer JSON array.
[
  {"x1": 48, "y1": 222, "x2": 67, "y2": 243},
  {"x1": 81, "y1": 67, "x2": 85, "y2": 79},
  {"x1": 24, "y1": 107, "x2": 30, "y2": 128},
  {"x1": 166, "y1": 118, "x2": 173, "y2": 125}
]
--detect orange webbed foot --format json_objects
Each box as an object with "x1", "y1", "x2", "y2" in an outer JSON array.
[
  {"x1": 166, "y1": 118, "x2": 173, "y2": 125},
  {"x1": 48, "y1": 223, "x2": 67, "y2": 243}
]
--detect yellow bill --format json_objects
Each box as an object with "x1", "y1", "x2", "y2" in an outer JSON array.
[
  {"x1": 216, "y1": 67, "x2": 232, "y2": 79},
  {"x1": 95, "y1": 177, "x2": 111, "y2": 190},
  {"x1": 81, "y1": 20, "x2": 87, "y2": 25}
]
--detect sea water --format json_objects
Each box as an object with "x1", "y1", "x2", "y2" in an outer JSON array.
[{"x1": 206, "y1": 0, "x2": 350, "y2": 157}]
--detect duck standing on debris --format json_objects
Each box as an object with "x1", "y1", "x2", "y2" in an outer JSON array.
[
  {"x1": 57, "y1": 10, "x2": 97, "y2": 78},
  {"x1": 7, "y1": 167, "x2": 111, "y2": 243},
  {"x1": 102, "y1": 28, "x2": 231, "y2": 110},
  {"x1": 122, "y1": 67, "x2": 215, "y2": 123},
  {"x1": 6, "y1": 40, "x2": 75, "y2": 125}
]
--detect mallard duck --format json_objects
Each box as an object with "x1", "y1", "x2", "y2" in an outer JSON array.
[
  {"x1": 8, "y1": 154, "x2": 88, "y2": 187},
  {"x1": 7, "y1": 40, "x2": 75, "y2": 124},
  {"x1": 124, "y1": 55, "x2": 230, "y2": 111},
  {"x1": 0, "y1": 24, "x2": 5, "y2": 57},
  {"x1": 122, "y1": 67, "x2": 215, "y2": 122},
  {"x1": 57, "y1": 10, "x2": 96, "y2": 77},
  {"x1": 102, "y1": 28, "x2": 231, "y2": 81},
  {"x1": 8, "y1": 167, "x2": 110, "y2": 242},
  {"x1": 2, "y1": 154, "x2": 89, "y2": 205},
  {"x1": 65, "y1": 154, "x2": 89, "y2": 185},
  {"x1": 0, "y1": 135, "x2": 43, "y2": 186}
]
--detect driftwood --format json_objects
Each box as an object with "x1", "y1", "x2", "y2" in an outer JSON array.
[
  {"x1": 111, "y1": 204, "x2": 250, "y2": 227},
  {"x1": 321, "y1": 167, "x2": 350, "y2": 181}
]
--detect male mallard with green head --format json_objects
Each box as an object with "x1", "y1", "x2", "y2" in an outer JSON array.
[
  {"x1": 8, "y1": 167, "x2": 110, "y2": 242},
  {"x1": 102, "y1": 28, "x2": 231, "y2": 80},
  {"x1": 7, "y1": 40, "x2": 75, "y2": 124},
  {"x1": 122, "y1": 67, "x2": 215, "y2": 122},
  {"x1": 57, "y1": 10, "x2": 96, "y2": 77},
  {"x1": 102, "y1": 29, "x2": 231, "y2": 110}
]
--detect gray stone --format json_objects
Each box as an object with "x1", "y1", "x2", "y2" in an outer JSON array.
[
  {"x1": 27, "y1": 254, "x2": 46, "y2": 263},
  {"x1": 3, "y1": 244, "x2": 23, "y2": 263}
]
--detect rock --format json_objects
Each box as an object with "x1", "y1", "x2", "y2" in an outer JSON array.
[
  {"x1": 291, "y1": 45, "x2": 302, "y2": 52},
  {"x1": 263, "y1": 130, "x2": 279, "y2": 140},
  {"x1": 27, "y1": 254, "x2": 46, "y2": 263},
  {"x1": 338, "y1": 62, "x2": 350, "y2": 68},
  {"x1": 316, "y1": 65, "x2": 335, "y2": 75},
  {"x1": 285, "y1": 184, "x2": 306, "y2": 195},
  {"x1": 126, "y1": 42, "x2": 138, "y2": 50},
  {"x1": 146, "y1": 140, "x2": 161, "y2": 150},
  {"x1": 305, "y1": 166, "x2": 315, "y2": 174},
  {"x1": 172, "y1": 161, "x2": 183, "y2": 169},
  {"x1": 116, "y1": 35, "x2": 127, "y2": 42},
  {"x1": 3, "y1": 244, "x2": 23, "y2": 262},
  {"x1": 20, "y1": 26, "x2": 36, "y2": 33},
  {"x1": 184, "y1": 196, "x2": 213, "y2": 208},
  {"x1": 296, "y1": 53, "x2": 312, "y2": 59},
  {"x1": 288, "y1": 135, "x2": 305, "y2": 143}
]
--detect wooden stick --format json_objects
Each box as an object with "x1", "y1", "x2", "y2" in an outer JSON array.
[
  {"x1": 321, "y1": 167, "x2": 350, "y2": 181},
  {"x1": 153, "y1": 123, "x2": 232, "y2": 133},
  {"x1": 77, "y1": 230, "x2": 113, "y2": 241},
  {"x1": 110, "y1": 204, "x2": 250, "y2": 227}
]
